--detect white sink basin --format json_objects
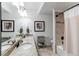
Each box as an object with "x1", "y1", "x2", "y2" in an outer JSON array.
[{"x1": 10, "y1": 43, "x2": 34, "y2": 56}]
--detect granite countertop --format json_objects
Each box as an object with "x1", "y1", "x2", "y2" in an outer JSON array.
[
  {"x1": 9, "y1": 36, "x2": 38, "y2": 56},
  {"x1": 2, "y1": 35, "x2": 38, "y2": 56},
  {"x1": 1, "y1": 37, "x2": 21, "y2": 55}
]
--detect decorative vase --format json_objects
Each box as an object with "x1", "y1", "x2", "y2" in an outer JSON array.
[
  {"x1": 26, "y1": 27, "x2": 30, "y2": 34},
  {"x1": 20, "y1": 27, "x2": 23, "y2": 34}
]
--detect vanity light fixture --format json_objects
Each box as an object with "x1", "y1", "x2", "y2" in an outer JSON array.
[
  {"x1": 18, "y1": 9, "x2": 27, "y2": 17},
  {"x1": 12, "y1": 2, "x2": 27, "y2": 17},
  {"x1": 12, "y1": 2, "x2": 24, "y2": 7}
]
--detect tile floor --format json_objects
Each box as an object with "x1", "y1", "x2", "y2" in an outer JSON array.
[{"x1": 38, "y1": 46, "x2": 53, "y2": 56}]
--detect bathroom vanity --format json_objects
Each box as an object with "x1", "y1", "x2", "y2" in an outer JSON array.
[{"x1": 1, "y1": 35, "x2": 38, "y2": 56}]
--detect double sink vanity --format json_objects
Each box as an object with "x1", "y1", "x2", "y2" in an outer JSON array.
[{"x1": 1, "y1": 35, "x2": 38, "y2": 56}]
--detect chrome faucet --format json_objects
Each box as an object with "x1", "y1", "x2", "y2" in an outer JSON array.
[
  {"x1": 8, "y1": 40, "x2": 16, "y2": 44},
  {"x1": 16, "y1": 40, "x2": 23, "y2": 48}
]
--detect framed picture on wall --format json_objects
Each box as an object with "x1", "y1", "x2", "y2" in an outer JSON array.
[
  {"x1": 1, "y1": 20, "x2": 14, "y2": 32},
  {"x1": 34, "y1": 21, "x2": 45, "y2": 32}
]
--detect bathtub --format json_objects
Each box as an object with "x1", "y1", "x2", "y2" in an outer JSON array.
[
  {"x1": 57, "y1": 45, "x2": 74, "y2": 56},
  {"x1": 57, "y1": 45, "x2": 66, "y2": 56}
]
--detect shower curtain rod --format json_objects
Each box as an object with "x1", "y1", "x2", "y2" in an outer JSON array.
[{"x1": 56, "y1": 4, "x2": 79, "y2": 17}]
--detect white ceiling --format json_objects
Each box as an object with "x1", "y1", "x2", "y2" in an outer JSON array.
[
  {"x1": 39, "y1": 2, "x2": 79, "y2": 15},
  {"x1": 2, "y1": 2, "x2": 43, "y2": 18},
  {"x1": 2, "y1": 2, "x2": 79, "y2": 18},
  {"x1": 24, "y1": 2, "x2": 43, "y2": 15}
]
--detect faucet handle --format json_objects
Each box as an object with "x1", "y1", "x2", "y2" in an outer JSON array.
[
  {"x1": 12, "y1": 40, "x2": 16, "y2": 44},
  {"x1": 8, "y1": 40, "x2": 12, "y2": 43},
  {"x1": 61, "y1": 36, "x2": 64, "y2": 40},
  {"x1": 8, "y1": 40, "x2": 16, "y2": 44},
  {"x1": 19, "y1": 40, "x2": 23, "y2": 44}
]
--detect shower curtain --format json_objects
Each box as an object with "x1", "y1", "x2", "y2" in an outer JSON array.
[{"x1": 64, "y1": 5, "x2": 79, "y2": 55}]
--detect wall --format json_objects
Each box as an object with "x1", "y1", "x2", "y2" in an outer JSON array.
[
  {"x1": 56, "y1": 14, "x2": 64, "y2": 45},
  {"x1": 33, "y1": 14, "x2": 53, "y2": 46},
  {"x1": 0, "y1": 2, "x2": 1, "y2": 55},
  {"x1": 2, "y1": 9, "x2": 15, "y2": 38},
  {"x1": 2, "y1": 9, "x2": 53, "y2": 46}
]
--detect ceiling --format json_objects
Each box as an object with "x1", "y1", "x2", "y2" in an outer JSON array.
[
  {"x1": 2, "y1": 2, "x2": 79, "y2": 18},
  {"x1": 2, "y1": 2, "x2": 43, "y2": 18},
  {"x1": 39, "y1": 2, "x2": 79, "y2": 15},
  {"x1": 24, "y1": 2, "x2": 43, "y2": 15}
]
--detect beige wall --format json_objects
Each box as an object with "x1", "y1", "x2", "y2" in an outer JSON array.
[{"x1": 56, "y1": 14, "x2": 64, "y2": 46}]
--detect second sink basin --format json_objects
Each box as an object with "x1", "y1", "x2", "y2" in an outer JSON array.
[{"x1": 19, "y1": 43, "x2": 33, "y2": 49}]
